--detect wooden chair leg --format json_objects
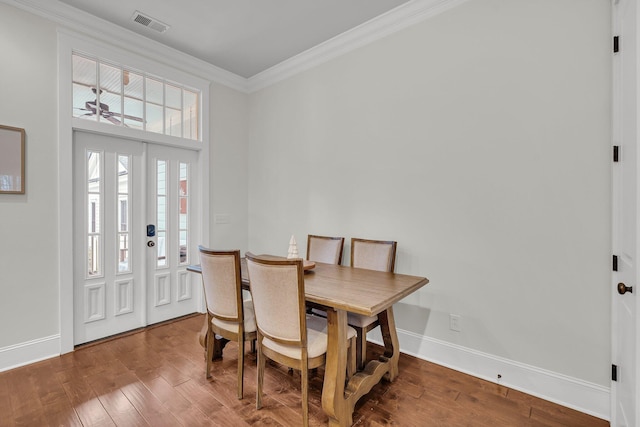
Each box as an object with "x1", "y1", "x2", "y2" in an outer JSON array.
[
  {"x1": 347, "y1": 336, "x2": 356, "y2": 380},
  {"x1": 256, "y1": 340, "x2": 265, "y2": 409},
  {"x1": 355, "y1": 326, "x2": 367, "y2": 370},
  {"x1": 205, "y1": 327, "x2": 214, "y2": 379},
  {"x1": 237, "y1": 339, "x2": 244, "y2": 399},
  {"x1": 301, "y1": 365, "x2": 309, "y2": 427}
]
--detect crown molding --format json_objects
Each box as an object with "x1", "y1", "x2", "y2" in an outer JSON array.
[
  {"x1": 2, "y1": 0, "x2": 468, "y2": 94},
  {"x1": 246, "y1": 0, "x2": 470, "y2": 92},
  {"x1": 2, "y1": 0, "x2": 248, "y2": 92}
]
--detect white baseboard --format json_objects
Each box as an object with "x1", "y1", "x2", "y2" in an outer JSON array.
[
  {"x1": 367, "y1": 328, "x2": 610, "y2": 421},
  {"x1": 0, "y1": 335, "x2": 60, "y2": 372}
]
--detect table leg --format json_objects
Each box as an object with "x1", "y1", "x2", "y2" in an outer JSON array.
[
  {"x1": 322, "y1": 306, "x2": 400, "y2": 426},
  {"x1": 322, "y1": 308, "x2": 350, "y2": 427},
  {"x1": 377, "y1": 306, "x2": 399, "y2": 382}
]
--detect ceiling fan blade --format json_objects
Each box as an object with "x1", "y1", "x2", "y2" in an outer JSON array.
[
  {"x1": 122, "y1": 114, "x2": 144, "y2": 122},
  {"x1": 105, "y1": 115, "x2": 121, "y2": 125},
  {"x1": 81, "y1": 98, "x2": 143, "y2": 123}
]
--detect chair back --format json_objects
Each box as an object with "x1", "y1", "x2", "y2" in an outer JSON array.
[
  {"x1": 350, "y1": 238, "x2": 397, "y2": 273},
  {"x1": 245, "y1": 253, "x2": 307, "y2": 347},
  {"x1": 198, "y1": 246, "x2": 244, "y2": 322},
  {"x1": 306, "y1": 234, "x2": 344, "y2": 265}
]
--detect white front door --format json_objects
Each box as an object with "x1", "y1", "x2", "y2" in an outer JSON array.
[
  {"x1": 612, "y1": 0, "x2": 639, "y2": 425},
  {"x1": 145, "y1": 144, "x2": 200, "y2": 325},
  {"x1": 73, "y1": 131, "x2": 201, "y2": 345}
]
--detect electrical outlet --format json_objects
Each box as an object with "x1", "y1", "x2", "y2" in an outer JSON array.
[
  {"x1": 214, "y1": 214, "x2": 230, "y2": 224},
  {"x1": 449, "y1": 314, "x2": 461, "y2": 332}
]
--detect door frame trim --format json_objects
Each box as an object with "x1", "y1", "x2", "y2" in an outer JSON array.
[
  {"x1": 58, "y1": 31, "x2": 210, "y2": 353},
  {"x1": 611, "y1": 0, "x2": 640, "y2": 424}
]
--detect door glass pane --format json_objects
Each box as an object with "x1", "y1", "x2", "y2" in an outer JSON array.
[
  {"x1": 118, "y1": 196, "x2": 129, "y2": 232},
  {"x1": 118, "y1": 155, "x2": 129, "y2": 194},
  {"x1": 183, "y1": 90, "x2": 198, "y2": 141},
  {"x1": 73, "y1": 54, "x2": 97, "y2": 121},
  {"x1": 146, "y1": 78, "x2": 163, "y2": 104},
  {"x1": 165, "y1": 107, "x2": 182, "y2": 137},
  {"x1": 87, "y1": 151, "x2": 102, "y2": 277},
  {"x1": 179, "y1": 162, "x2": 188, "y2": 264},
  {"x1": 156, "y1": 160, "x2": 167, "y2": 267},
  {"x1": 117, "y1": 155, "x2": 131, "y2": 273},
  {"x1": 165, "y1": 84, "x2": 182, "y2": 137},
  {"x1": 118, "y1": 234, "x2": 129, "y2": 273},
  {"x1": 88, "y1": 235, "x2": 101, "y2": 277},
  {"x1": 123, "y1": 70, "x2": 144, "y2": 129},
  {"x1": 146, "y1": 103, "x2": 163, "y2": 134},
  {"x1": 146, "y1": 78, "x2": 163, "y2": 134},
  {"x1": 165, "y1": 84, "x2": 181, "y2": 109},
  {"x1": 157, "y1": 231, "x2": 166, "y2": 267}
]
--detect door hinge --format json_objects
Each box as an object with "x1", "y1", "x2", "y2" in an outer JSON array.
[
  {"x1": 612, "y1": 364, "x2": 618, "y2": 381},
  {"x1": 613, "y1": 255, "x2": 618, "y2": 271},
  {"x1": 613, "y1": 145, "x2": 619, "y2": 162},
  {"x1": 614, "y1": 36, "x2": 620, "y2": 53}
]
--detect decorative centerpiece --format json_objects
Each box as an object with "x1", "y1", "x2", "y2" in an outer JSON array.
[{"x1": 287, "y1": 235, "x2": 299, "y2": 259}]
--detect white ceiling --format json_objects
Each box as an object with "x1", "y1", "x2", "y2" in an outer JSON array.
[{"x1": 57, "y1": 0, "x2": 410, "y2": 79}]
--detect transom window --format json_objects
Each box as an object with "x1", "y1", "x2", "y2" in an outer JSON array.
[{"x1": 72, "y1": 53, "x2": 200, "y2": 141}]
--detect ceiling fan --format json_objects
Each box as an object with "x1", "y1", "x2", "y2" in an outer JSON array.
[{"x1": 76, "y1": 88, "x2": 144, "y2": 125}]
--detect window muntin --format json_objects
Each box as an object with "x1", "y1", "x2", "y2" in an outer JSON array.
[{"x1": 72, "y1": 53, "x2": 200, "y2": 141}]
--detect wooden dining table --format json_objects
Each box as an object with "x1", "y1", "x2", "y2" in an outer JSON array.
[{"x1": 188, "y1": 258, "x2": 429, "y2": 427}]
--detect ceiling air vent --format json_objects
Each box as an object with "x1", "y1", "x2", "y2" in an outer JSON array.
[{"x1": 131, "y1": 11, "x2": 170, "y2": 33}]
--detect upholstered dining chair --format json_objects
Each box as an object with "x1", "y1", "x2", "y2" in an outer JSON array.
[
  {"x1": 348, "y1": 238, "x2": 397, "y2": 370},
  {"x1": 306, "y1": 234, "x2": 344, "y2": 316},
  {"x1": 306, "y1": 234, "x2": 345, "y2": 265},
  {"x1": 198, "y1": 246, "x2": 257, "y2": 400},
  {"x1": 245, "y1": 253, "x2": 356, "y2": 427}
]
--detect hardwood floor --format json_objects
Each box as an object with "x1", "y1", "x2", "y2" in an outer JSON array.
[{"x1": 0, "y1": 314, "x2": 608, "y2": 426}]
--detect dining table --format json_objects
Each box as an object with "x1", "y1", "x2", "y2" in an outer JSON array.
[{"x1": 188, "y1": 258, "x2": 429, "y2": 427}]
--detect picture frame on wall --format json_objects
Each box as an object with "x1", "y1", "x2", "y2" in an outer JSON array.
[{"x1": 0, "y1": 124, "x2": 25, "y2": 194}]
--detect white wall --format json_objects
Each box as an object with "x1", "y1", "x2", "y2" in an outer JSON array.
[
  {"x1": 0, "y1": 4, "x2": 59, "y2": 348},
  {"x1": 210, "y1": 82, "x2": 250, "y2": 251},
  {"x1": 248, "y1": 0, "x2": 611, "y2": 390},
  {"x1": 0, "y1": 2, "x2": 249, "y2": 354}
]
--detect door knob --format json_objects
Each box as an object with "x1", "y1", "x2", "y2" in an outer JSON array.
[
  {"x1": 617, "y1": 282, "x2": 633, "y2": 295},
  {"x1": 147, "y1": 241, "x2": 155, "y2": 248}
]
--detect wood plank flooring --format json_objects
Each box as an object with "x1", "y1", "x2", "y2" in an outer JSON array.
[{"x1": 0, "y1": 314, "x2": 609, "y2": 426}]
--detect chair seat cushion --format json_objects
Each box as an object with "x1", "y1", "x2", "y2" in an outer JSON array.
[
  {"x1": 347, "y1": 312, "x2": 378, "y2": 328},
  {"x1": 262, "y1": 315, "x2": 356, "y2": 359},
  {"x1": 310, "y1": 307, "x2": 327, "y2": 317},
  {"x1": 307, "y1": 314, "x2": 357, "y2": 339},
  {"x1": 212, "y1": 299, "x2": 257, "y2": 334}
]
